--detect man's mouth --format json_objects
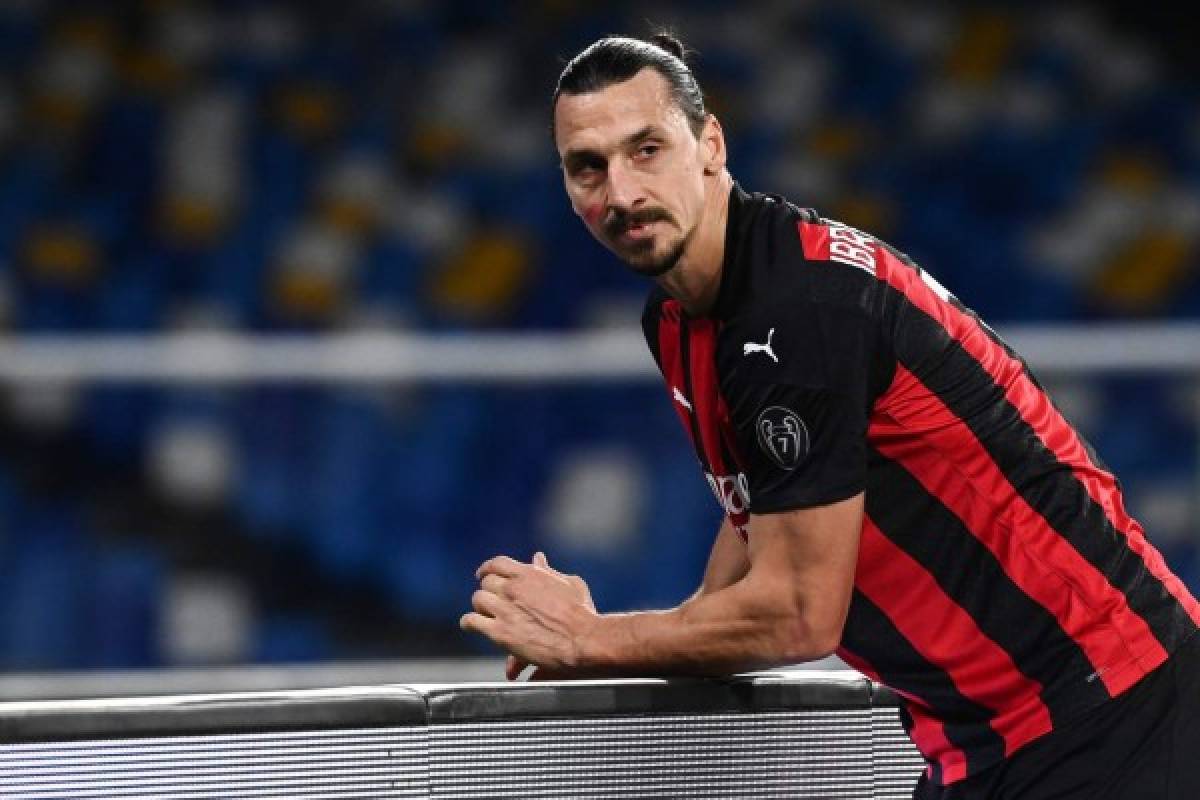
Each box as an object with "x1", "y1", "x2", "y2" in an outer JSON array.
[{"x1": 620, "y1": 220, "x2": 656, "y2": 242}]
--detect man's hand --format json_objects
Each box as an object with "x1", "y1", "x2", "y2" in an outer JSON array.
[{"x1": 461, "y1": 551, "x2": 598, "y2": 680}]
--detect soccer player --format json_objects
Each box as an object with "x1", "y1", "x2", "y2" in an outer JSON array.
[{"x1": 460, "y1": 33, "x2": 1200, "y2": 798}]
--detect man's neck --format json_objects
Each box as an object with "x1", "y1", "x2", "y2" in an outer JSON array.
[{"x1": 655, "y1": 171, "x2": 734, "y2": 317}]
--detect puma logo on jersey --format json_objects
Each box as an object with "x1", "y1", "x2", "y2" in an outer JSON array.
[
  {"x1": 743, "y1": 328, "x2": 779, "y2": 363},
  {"x1": 672, "y1": 386, "x2": 692, "y2": 412}
]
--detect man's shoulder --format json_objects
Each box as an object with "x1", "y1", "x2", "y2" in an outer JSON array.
[
  {"x1": 728, "y1": 187, "x2": 885, "y2": 281},
  {"x1": 734, "y1": 189, "x2": 817, "y2": 254},
  {"x1": 737, "y1": 208, "x2": 887, "y2": 311},
  {"x1": 741, "y1": 186, "x2": 826, "y2": 230}
]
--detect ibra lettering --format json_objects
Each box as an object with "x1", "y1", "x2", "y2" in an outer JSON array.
[{"x1": 827, "y1": 221, "x2": 876, "y2": 275}]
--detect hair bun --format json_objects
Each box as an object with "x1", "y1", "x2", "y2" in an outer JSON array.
[{"x1": 649, "y1": 32, "x2": 687, "y2": 62}]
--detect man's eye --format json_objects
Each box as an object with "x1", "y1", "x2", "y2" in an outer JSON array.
[{"x1": 638, "y1": 144, "x2": 660, "y2": 158}]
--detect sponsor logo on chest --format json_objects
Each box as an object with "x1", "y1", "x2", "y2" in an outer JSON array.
[{"x1": 706, "y1": 471, "x2": 751, "y2": 539}]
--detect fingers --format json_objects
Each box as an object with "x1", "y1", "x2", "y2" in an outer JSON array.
[
  {"x1": 533, "y1": 553, "x2": 584, "y2": 592},
  {"x1": 506, "y1": 653, "x2": 530, "y2": 681},
  {"x1": 459, "y1": 611, "x2": 498, "y2": 638},
  {"x1": 476, "y1": 552, "x2": 554, "y2": 580},
  {"x1": 467, "y1": 588, "x2": 501, "y2": 619},
  {"x1": 475, "y1": 556, "x2": 526, "y2": 580},
  {"x1": 480, "y1": 573, "x2": 508, "y2": 595},
  {"x1": 463, "y1": 553, "x2": 590, "y2": 683},
  {"x1": 466, "y1": 551, "x2": 574, "y2": 681}
]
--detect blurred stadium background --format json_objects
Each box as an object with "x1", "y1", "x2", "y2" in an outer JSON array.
[{"x1": 0, "y1": 0, "x2": 1196, "y2": 676}]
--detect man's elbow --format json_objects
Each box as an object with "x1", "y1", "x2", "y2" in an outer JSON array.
[
  {"x1": 740, "y1": 569, "x2": 851, "y2": 665},
  {"x1": 779, "y1": 611, "x2": 844, "y2": 663}
]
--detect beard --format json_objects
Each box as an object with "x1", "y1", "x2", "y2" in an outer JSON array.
[
  {"x1": 620, "y1": 232, "x2": 689, "y2": 277},
  {"x1": 604, "y1": 208, "x2": 691, "y2": 278}
]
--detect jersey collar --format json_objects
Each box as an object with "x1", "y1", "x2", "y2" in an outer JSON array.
[{"x1": 708, "y1": 181, "x2": 752, "y2": 321}]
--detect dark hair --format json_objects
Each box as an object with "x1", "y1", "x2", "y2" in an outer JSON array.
[{"x1": 553, "y1": 33, "x2": 707, "y2": 137}]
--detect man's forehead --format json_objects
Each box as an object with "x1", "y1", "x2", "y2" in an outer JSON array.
[{"x1": 555, "y1": 69, "x2": 685, "y2": 155}]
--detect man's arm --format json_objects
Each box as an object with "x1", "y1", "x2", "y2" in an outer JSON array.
[
  {"x1": 462, "y1": 492, "x2": 862, "y2": 676},
  {"x1": 682, "y1": 516, "x2": 750, "y2": 606}
]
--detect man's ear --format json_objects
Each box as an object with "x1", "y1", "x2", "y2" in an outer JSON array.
[{"x1": 701, "y1": 114, "x2": 727, "y2": 175}]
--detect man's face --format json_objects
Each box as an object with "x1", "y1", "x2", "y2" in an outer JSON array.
[{"x1": 555, "y1": 68, "x2": 711, "y2": 278}]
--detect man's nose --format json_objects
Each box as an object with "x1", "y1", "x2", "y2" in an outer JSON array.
[{"x1": 605, "y1": 158, "x2": 644, "y2": 214}]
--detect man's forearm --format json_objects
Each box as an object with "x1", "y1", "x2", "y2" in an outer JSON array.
[
  {"x1": 576, "y1": 576, "x2": 832, "y2": 676},
  {"x1": 463, "y1": 499, "x2": 860, "y2": 680}
]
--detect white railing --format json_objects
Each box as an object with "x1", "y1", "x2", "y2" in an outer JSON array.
[{"x1": 0, "y1": 323, "x2": 1196, "y2": 383}]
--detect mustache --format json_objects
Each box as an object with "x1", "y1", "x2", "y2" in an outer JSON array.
[{"x1": 604, "y1": 208, "x2": 672, "y2": 238}]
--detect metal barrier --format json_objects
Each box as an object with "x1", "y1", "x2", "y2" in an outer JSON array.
[{"x1": 0, "y1": 670, "x2": 924, "y2": 799}]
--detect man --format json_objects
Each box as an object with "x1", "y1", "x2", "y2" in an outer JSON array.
[{"x1": 460, "y1": 33, "x2": 1200, "y2": 798}]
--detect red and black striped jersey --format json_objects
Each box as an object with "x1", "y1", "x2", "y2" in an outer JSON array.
[{"x1": 641, "y1": 184, "x2": 1200, "y2": 786}]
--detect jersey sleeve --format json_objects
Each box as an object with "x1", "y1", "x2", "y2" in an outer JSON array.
[{"x1": 730, "y1": 255, "x2": 886, "y2": 514}]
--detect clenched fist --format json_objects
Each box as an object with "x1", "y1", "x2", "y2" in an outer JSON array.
[{"x1": 460, "y1": 551, "x2": 599, "y2": 680}]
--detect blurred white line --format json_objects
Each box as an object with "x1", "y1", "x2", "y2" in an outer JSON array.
[{"x1": 0, "y1": 324, "x2": 1195, "y2": 383}]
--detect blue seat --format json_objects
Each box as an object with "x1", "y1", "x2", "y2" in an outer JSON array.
[
  {"x1": 234, "y1": 387, "x2": 321, "y2": 538},
  {"x1": 0, "y1": 509, "x2": 88, "y2": 669},
  {"x1": 306, "y1": 391, "x2": 392, "y2": 581},
  {"x1": 373, "y1": 388, "x2": 488, "y2": 618},
  {"x1": 84, "y1": 547, "x2": 165, "y2": 668},
  {"x1": 254, "y1": 614, "x2": 333, "y2": 663}
]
